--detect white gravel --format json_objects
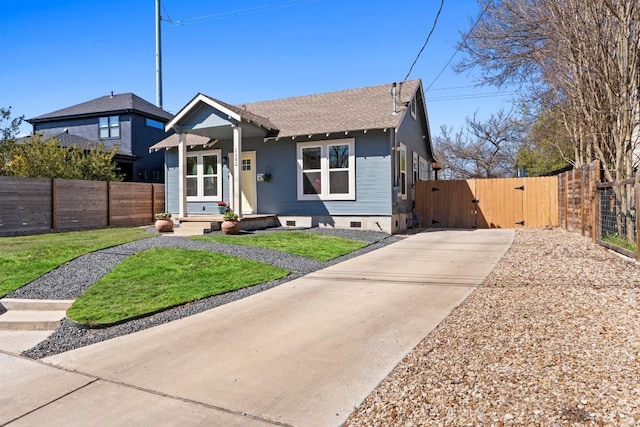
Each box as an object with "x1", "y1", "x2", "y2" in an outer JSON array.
[{"x1": 345, "y1": 228, "x2": 640, "y2": 426}]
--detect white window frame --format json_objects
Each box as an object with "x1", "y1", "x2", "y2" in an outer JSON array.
[
  {"x1": 413, "y1": 151, "x2": 419, "y2": 186},
  {"x1": 297, "y1": 138, "x2": 355, "y2": 201},
  {"x1": 99, "y1": 116, "x2": 120, "y2": 139},
  {"x1": 399, "y1": 143, "x2": 407, "y2": 200},
  {"x1": 419, "y1": 155, "x2": 430, "y2": 181},
  {"x1": 185, "y1": 149, "x2": 222, "y2": 202}
]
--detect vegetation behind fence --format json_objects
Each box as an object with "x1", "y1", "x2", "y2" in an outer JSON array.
[{"x1": 0, "y1": 176, "x2": 165, "y2": 236}]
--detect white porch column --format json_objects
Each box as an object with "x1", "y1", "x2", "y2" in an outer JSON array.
[
  {"x1": 177, "y1": 130, "x2": 188, "y2": 218},
  {"x1": 232, "y1": 124, "x2": 243, "y2": 219}
]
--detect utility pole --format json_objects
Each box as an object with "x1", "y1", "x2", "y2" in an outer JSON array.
[{"x1": 155, "y1": 0, "x2": 163, "y2": 108}]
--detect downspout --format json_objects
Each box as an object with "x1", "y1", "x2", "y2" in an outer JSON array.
[{"x1": 390, "y1": 127, "x2": 397, "y2": 203}]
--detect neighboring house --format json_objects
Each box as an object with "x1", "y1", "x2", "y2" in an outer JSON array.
[
  {"x1": 27, "y1": 93, "x2": 173, "y2": 182},
  {"x1": 151, "y1": 79, "x2": 435, "y2": 234}
]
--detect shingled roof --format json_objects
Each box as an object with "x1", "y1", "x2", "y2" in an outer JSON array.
[
  {"x1": 28, "y1": 93, "x2": 173, "y2": 123},
  {"x1": 239, "y1": 79, "x2": 422, "y2": 138}
]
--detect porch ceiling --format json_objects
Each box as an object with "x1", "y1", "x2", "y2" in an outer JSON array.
[{"x1": 186, "y1": 121, "x2": 267, "y2": 141}]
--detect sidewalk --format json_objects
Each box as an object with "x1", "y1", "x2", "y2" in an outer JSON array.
[{"x1": 1, "y1": 229, "x2": 514, "y2": 427}]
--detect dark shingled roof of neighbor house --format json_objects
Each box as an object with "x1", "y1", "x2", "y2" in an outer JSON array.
[
  {"x1": 239, "y1": 79, "x2": 422, "y2": 138},
  {"x1": 28, "y1": 93, "x2": 173, "y2": 123}
]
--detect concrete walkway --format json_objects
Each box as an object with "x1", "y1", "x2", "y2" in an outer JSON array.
[{"x1": 1, "y1": 229, "x2": 514, "y2": 427}]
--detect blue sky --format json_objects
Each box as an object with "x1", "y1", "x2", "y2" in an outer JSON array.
[{"x1": 1, "y1": 0, "x2": 518, "y2": 137}]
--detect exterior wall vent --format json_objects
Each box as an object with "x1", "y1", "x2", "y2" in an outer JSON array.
[
  {"x1": 286, "y1": 220, "x2": 296, "y2": 227},
  {"x1": 350, "y1": 221, "x2": 362, "y2": 228}
]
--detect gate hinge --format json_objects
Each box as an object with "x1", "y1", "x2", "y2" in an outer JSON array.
[
  {"x1": 516, "y1": 220, "x2": 525, "y2": 226},
  {"x1": 472, "y1": 199, "x2": 479, "y2": 204},
  {"x1": 432, "y1": 187, "x2": 440, "y2": 192},
  {"x1": 515, "y1": 185, "x2": 525, "y2": 191},
  {"x1": 431, "y1": 219, "x2": 441, "y2": 225}
]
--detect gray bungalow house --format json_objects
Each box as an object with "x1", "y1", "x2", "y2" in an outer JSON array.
[
  {"x1": 27, "y1": 93, "x2": 173, "y2": 182},
  {"x1": 152, "y1": 79, "x2": 435, "y2": 234}
]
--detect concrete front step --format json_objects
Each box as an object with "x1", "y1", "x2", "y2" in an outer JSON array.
[
  {"x1": 172, "y1": 227, "x2": 209, "y2": 236},
  {"x1": 1, "y1": 298, "x2": 74, "y2": 311},
  {"x1": 0, "y1": 310, "x2": 68, "y2": 331},
  {"x1": 0, "y1": 299, "x2": 73, "y2": 332}
]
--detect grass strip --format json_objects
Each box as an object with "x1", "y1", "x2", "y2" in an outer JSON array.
[
  {"x1": 0, "y1": 228, "x2": 152, "y2": 297},
  {"x1": 67, "y1": 248, "x2": 289, "y2": 326},
  {"x1": 192, "y1": 231, "x2": 367, "y2": 261},
  {"x1": 601, "y1": 233, "x2": 638, "y2": 252}
]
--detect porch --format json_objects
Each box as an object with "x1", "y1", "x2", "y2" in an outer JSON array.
[{"x1": 171, "y1": 214, "x2": 279, "y2": 237}]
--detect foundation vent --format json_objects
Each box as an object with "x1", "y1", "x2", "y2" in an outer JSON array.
[
  {"x1": 350, "y1": 221, "x2": 362, "y2": 228},
  {"x1": 286, "y1": 220, "x2": 296, "y2": 227}
]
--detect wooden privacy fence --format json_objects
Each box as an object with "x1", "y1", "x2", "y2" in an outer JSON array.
[
  {"x1": 415, "y1": 177, "x2": 559, "y2": 229},
  {"x1": 0, "y1": 176, "x2": 165, "y2": 236},
  {"x1": 557, "y1": 162, "x2": 600, "y2": 238}
]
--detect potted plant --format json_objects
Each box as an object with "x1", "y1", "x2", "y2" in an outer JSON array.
[
  {"x1": 154, "y1": 212, "x2": 173, "y2": 232},
  {"x1": 216, "y1": 200, "x2": 228, "y2": 214},
  {"x1": 221, "y1": 210, "x2": 240, "y2": 235}
]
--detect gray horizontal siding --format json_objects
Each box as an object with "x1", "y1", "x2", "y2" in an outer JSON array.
[{"x1": 165, "y1": 130, "x2": 392, "y2": 216}]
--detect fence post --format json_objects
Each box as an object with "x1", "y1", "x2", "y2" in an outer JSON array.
[
  {"x1": 107, "y1": 181, "x2": 112, "y2": 227},
  {"x1": 636, "y1": 180, "x2": 640, "y2": 259},
  {"x1": 51, "y1": 178, "x2": 57, "y2": 230}
]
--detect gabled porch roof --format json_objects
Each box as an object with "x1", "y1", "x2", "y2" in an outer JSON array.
[{"x1": 164, "y1": 93, "x2": 279, "y2": 141}]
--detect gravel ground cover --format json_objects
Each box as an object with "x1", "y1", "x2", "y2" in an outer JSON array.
[
  {"x1": 14, "y1": 227, "x2": 399, "y2": 359},
  {"x1": 345, "y1": 228, "x2": 640, "y2": 426}
]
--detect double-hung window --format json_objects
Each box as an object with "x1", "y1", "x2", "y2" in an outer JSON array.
[
  {"x1": 99, "y1": 116, "x2": 120, "y2": 139},
  {"x1": 399, "y1": 143, "x2": 407, "y2": 199},
  {"x1": 297, "y1": 138, "x2": 355, "y2": 200},
  {"x1": 186, "y1": 149, "x2": 222, "y2": 201}
]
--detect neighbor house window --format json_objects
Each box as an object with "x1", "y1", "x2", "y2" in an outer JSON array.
[
  {"x1": 399, "y1": 143, "x2": 407, "y2": 199},
  {"x1": 410, "y1": 97, "x2": 417, "y2": 119},
  {"x1": 99, "y1": 116, "x2": 120, "y2": 139},
  {"x1": 413, "y1": 152, "x2": 419, "y2": 185},
  {"x1": 186, "y1": 149, "x2": 222, "y2": 201},
  {"x1": 297, "y1": 138, "x2": 355, "y2": 200},
  {"x1": 145, "y1": 118, "x2": 164, "y2": 129}
]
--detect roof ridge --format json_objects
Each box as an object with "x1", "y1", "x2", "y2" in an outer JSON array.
[{"x1": 240, "y1": 79, "x2": 422, "y2": 107}]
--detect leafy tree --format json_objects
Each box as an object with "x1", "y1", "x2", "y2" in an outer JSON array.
[
  {"x1": 0, "y1": 107, "x2": 24, "y2": 174},
  {"x1": 516, "y1": 107, "x2": 573, "y2": 176},
  {"x1": 434, "y1": 110, "x2": 523, "y2": 179},
  {"x1": 6, "y1": 133, "x2": 123, "y2": 181}
]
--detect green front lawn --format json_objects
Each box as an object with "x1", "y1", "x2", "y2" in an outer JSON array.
[
  {"x1": 192, "y1": 231, "x2": 368, "y2": 261},
  {"x1": 0, "y1": 228, "x2": 153, "y2": 297},
  {"x1": 67, "y1": 248, "x2": 289, "y2": 326}
]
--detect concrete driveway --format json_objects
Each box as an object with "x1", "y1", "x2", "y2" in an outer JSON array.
[{"x1": 1, "y1": 229, "x2": 514, "y2": 427}]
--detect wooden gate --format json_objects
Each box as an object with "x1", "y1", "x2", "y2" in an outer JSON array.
[{"x1": 416, "y1": 177, "x2": 559, "y2": 229}]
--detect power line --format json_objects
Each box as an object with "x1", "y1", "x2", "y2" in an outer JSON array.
[
  {"x1": 161, "y1": 1, "x2": 173, "y2": 23},
  {"x1": 172, "y1": 0, "x2": 319, "y2": 26},
  {"x1": 425, "y1": 91, "x2": 519, "y2": 102},
  {"x1": 425, "y1": 0, "x2": 491, "y2": 91},
  {"x1": 427, "y1": 84, "x2": 480, "y2": 91},
  {"x1": 401, "y1": 0, "x2": 445, "y2": 85}
]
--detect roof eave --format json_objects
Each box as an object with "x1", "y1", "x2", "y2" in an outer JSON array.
[
  {"x1": 264, "y1": 126, "x2": 396, "y2": 141},
  {"x1": 28, "y1": 109, "x2": 171, "y2": 124}
]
